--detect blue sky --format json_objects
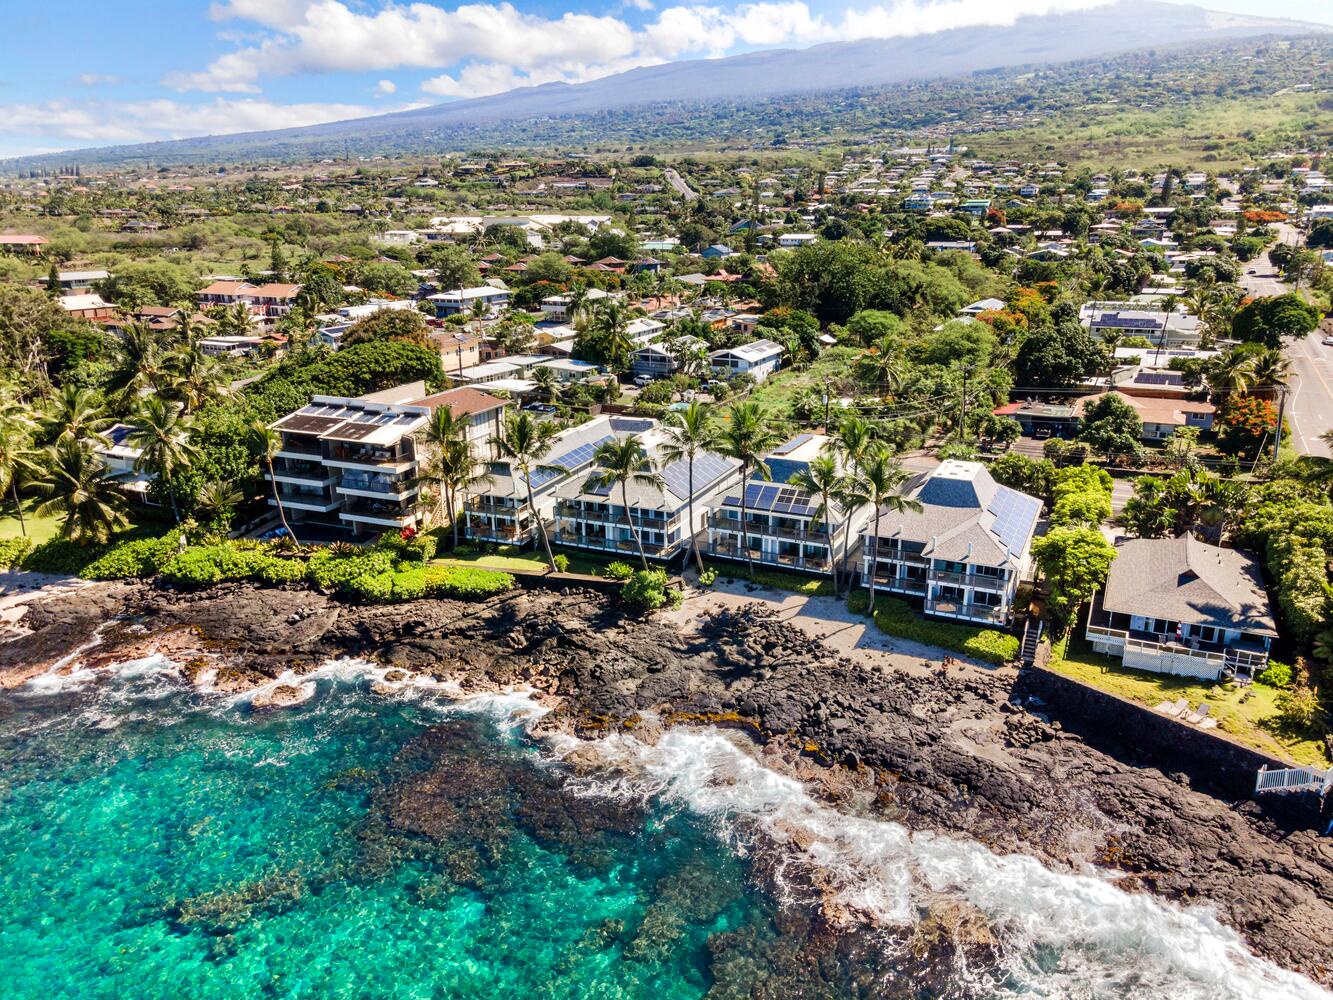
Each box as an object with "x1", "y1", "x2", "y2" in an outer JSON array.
[{"x1": 2, "y1": 0, "x2": 1330, "y2": 158}]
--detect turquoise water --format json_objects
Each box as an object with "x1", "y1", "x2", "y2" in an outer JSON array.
[{"x1": 0, "y1": 666, "x2": 783, "y2": 1000}]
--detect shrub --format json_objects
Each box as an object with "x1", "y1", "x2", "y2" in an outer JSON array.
[
  {"x1": 345, "y1": 570, "x2": 395, "y2": 602},
  {"x1": 553, "y1": 554, "x2": 570, "y2": 572},
  {"x1": 698, "y1": 568, "x2": 717, "y2": 588},
  {"x1": 82, "y1": 534, "x2": 178, "y2": 580},
  {"x1": 390, "y1": 568, "x2": 429, "y2": 601},
  {"x1": 605, "y1": 560, "x2": 636, "y2": 581},
  {"x1": 848, "y1": 592, "x2": 1019, "y2": 665},
  {"x1": 1257, "y1": 660, "x2": 1293, "y2": 689},
  {"x1": 253, "y1": 555, "x2": 307, "y2": 585},
  {"x1": 621, "y1": 569, "x2": 681, "y2": 613},
  {"x1": 400, "y1": 534, "x2": 438, "y2": 563},
  {"x1": 0, "y1": 537, "x2": 32, "y2": 570},
  {"x1": 23, "y1": 537, "x2": 112, "y2": 576},
  {"x1": 427, "y1": 566, "x2": 513, "y2": 600},
  {"x1": 1278, "y1": 685, "x2": 1326, "y2": 730},
  {"x1": 306, "y1": 549, "x2": 393, "y2": 591},
  {"x1": 159, "y1": 544, "x2": 267, "y2": 587}
]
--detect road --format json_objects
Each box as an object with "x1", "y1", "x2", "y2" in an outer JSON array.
[
  {"x1": 662, "y1": 168, "x2": 697, "y2": 202},
  {"x1": 1284, "y1": 332, "x2": 1333, "y2": 457},
  {"x1": 1237, "y1": 223, "x2": 1333, "y2": 457}
]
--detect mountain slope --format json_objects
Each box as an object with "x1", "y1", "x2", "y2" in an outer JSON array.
[{"x1": 6, "y1": 0, "x2": 1326, "y2": 169}]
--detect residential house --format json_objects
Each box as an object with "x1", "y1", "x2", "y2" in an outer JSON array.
[
  {"x1": 427, "y1": 285, "x2": 510, "y2": 318},
  {"x1": 776, "y1": 233, "x2": 818, "y2": 248},
  {"x1": 552, "y1": 423, "x2": 741, "y2": 561},
  {"x1": 57, "y1": 269, "x2": 110, "y2": 292},
  {"x1": 1086, "y1": 534, "x2": 1274, "y2": 679},
  {"x1": 409, "y1": 386, "x2": 509, "y2": 460},
  {"x1": 464, "y1": 415, "x2": 648, "y2": 545},
  {"x1": 632, "y1": 336, "x2": 705, "y2": 379},
  {"x1": 430, "y1": 329, "x2": 483, "y2": 375},
  {"x1": 540, "y1": 286, "x2": 608, "y2": 321},
  {"x1": 706, "y1": 434, "x2": 866, "y2": 574},
  {"x1": 58, "y1": 293, "x2": 117, "y2": 321},
  {"x1": 701, "y1": 244, "x2": 736, "y2": 259},
  {"x1": 265, "y1": 383, "x2": 431, "y2": 536},
  {"x1": 94, "y1": 423, "x2": 153, "y2": 502},
  {"x1": 961, "y1": 298, "x2": 1006, "y2": 316},
  {"x1": 860, "y1": 460, "x2": 1041, "y2": 626},
  {"x1": 1078, "y1": 390, "x2": 1214, "y2": 441},
  {"x1": 0, "y1": 234, "x2": 48, "y2": 254},
  {"x1": 710, "y1": 339, "x2": 784, "y2": 383},
  {"x1": 199, "y1": 335, "x2": 265, "y2": 357}
]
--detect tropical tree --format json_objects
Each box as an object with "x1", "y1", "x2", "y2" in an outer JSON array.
[
  {"x1": 495, "y1": 411, "x2": 561, "y2": 570},
  {"x1": 109, "y1": 320, "x2": 165, "y2": 400},
  {"x1": 127, "y1": 396, "x2": 198, "y2": 523},
  {"x1": 1248, "y1": 348, "x2": 1292, "y2": 401},
  {"x1": 165, "y1": 346, "x2": 228, "y2": 415},
  {"x1": 787, "y1": 453, "x2": 844, "y2": 592},
  {"x1": 582, "y1": 437, "x2": 664, "y2": 571},
  {"x1": 0, "y1": 420, "x2": 41, "y2": 536},
  {"x1": 832, "y1": 415, "x2": 878, "y2": 588},
  {"x1": 845, "y1": 449, "x2": 919, "y2": 616},
  {"x1": 417, "y1": 405, "x2": 467, "y2": 523},
  {"x1": 439, "y1": 438, "x2": 492, "y2": 548},
  {"x1": 195, "y1": 479, "x2": 244, "y2": 530},
  {"x1": 1207, "y1": 348, "x2": 1254, "y2": 397},
  {"x1": 657, "y1": 400, "x2": 715, "y2": 574},
  {"x1": 715, "y1": 401, "x2": 780, "y2": 575},
  {"x1": 34, "y1": 438, "x2": 129, "y2": 544},
  {"x1": 247, "y1": 421, "x2": 299, "y2": 547},
  {"x1": 40, "y1": 384, "x2": 111, "y2": 446},
  {"x1": 531, "y1": 364, "x2": 562, "y2": 404}
]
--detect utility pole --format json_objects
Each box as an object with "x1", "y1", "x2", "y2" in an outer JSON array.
[
  {"x1": 1273, "y1": 384, "x2": 1288, "y2": 466},
  {"x1": 959, "y1": 366, "x2": 970, "y2": 442}
]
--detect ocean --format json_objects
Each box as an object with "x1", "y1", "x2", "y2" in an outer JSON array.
[{"x1": 1, "y1": 655, "x2": 1328, "y2": 1000}]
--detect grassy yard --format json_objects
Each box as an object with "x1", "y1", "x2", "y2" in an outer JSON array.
[
  {"x1": 0, "y1": 501, "x2": 64, "y2": 546},
  {"x1": 433, "y1": 543, "x2": 621, "y2": 577},
  {"x1": 1048, "y1": 632, "x2": 1329, "y2": 767},
  {"x1": 710, "y1": 564, "x2": 835, "y2": 597}
]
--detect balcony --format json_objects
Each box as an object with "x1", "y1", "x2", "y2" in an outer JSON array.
[
  {"x1": 553, "y1": 528, "x2": 672, "y2": 559},
  {"x1": 873, "y1": 574, "x2": 927, "y2": 594},
  {"x1": 276, "y1": 439, "x2": 323, "y2": 461},
  {"x1": 339, "y1": 499, "x2": 417, "y2": 527},
  {"x1": 467, "y1": 517, "x2": 525, "y2": 543},
  {"x1": 1086, "y1": 622, "x2": 1268, "y2": 676},
  {"x1": 324, "y1": 446, "x2": 413, "y2": 472},
  {"x1": 557, "y1": 502, "x2": 681, "y2": 532},
  {"x1": 928, "y1": 568, "x2": 1010, "y2": 590},
  {"x1": 708, "y1": 537, "x2": 831, "y2": 573},
  {"x1": 337, "y1": 476, "x2": 418, "y2": 500},
  {"x1": 924, "y1": 598, "x2": 1007, "y2": 625},
  {"x1": 467, "y1": 496, "x2": 519, "y2": 514},
  {"x1": 709, "y1": 517, "x2": 830, "y2": 544},
  {"x1": 267, "y1": 464, "x2": 338, "y2": 488},
  {"x1": 269, "y1": 491, "x2": 339, "y2": 513}
]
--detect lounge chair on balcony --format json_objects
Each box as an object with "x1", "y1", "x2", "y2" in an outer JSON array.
[
  {"x1": 1183, "y1": 703, "x2": 1210, "y2": 725},
  {"x1": 1155, "y1": 697, "x2": 1188, "y2": 717}
]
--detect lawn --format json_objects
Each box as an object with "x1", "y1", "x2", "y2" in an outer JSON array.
[
  {"x1": 711, "y1": 564, "x2": 835, "y2": 597},
  {"x1": 434, "y1": 544, "x2": 621, "y2": 578},
  {"x1": 1048, "y1": 632, "x2": 1329, "y2": 767},
  {"x1": 0, "y1": 501, "x2": 64, "y2": 546}
]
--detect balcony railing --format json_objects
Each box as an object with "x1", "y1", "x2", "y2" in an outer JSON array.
[
  {"x1": 554, "y1": 529, "x2": 671, "y2": 557},
  {"x1": 1086, "y1": 623, "x2": 1268, "y2": 671},
  {"x1": 928, "y1": 569, "x2": 1010, "y2": 590},
  {"x1": 925, "y1": 598, "x2": 1006, "y2": 624},
  {"x1": 557, "y1": 506, "x2": 682, "y2": 532},
  {"x1": 339, "y1": 477, "x2": 415, "y2": 496},
  {"x1": 325, "y1": 447, "x2": 411, "y2": 468},
  {"x1": 874, "y1": 574, "x2": 927, "y2": 594},
  {"x1": 709, "y1": 519, "x2": 830, "y2": 543}
]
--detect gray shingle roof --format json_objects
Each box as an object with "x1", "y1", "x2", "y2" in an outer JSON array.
[
  {"x1": 1101, "y1": 535, "x2": 1277, "y2": 636},
  {"x1": 866, "y1": 460, "x2": 1040, "y2": 568}
]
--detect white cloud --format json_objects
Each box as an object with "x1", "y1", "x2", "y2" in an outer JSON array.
[
  {"x1": 375, "y1": 79, "x2": 397, "y2": 95},
  {"x1": 0, "y1": 97, "x2": 394, "y2": 155},
  {"x1": 171, "y1": 0, "x2": 1111, "y2": 99},
  {"x1": 77, "y1": 73, "x2": 124, "y2": 87}
]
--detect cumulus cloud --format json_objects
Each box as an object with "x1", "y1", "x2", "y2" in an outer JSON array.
[
  {"x1": 77, "y1": 73, "x2": 124, "y2": 87},
  {"x1": 171, "y1": 0, "x2": 1111, "y2": 98},
  {"x1": 0, "y1": 97, "x2": 393, "y2": 154},
  {"x1": 375, "y1": 79, "x2": 397, "y2": 95}
]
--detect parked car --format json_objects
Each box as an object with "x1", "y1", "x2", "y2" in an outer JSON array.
[
  {"x1": 633, "y1": 375, "x2": 655, "y2": 388},
  {"x1": 1322, "y1": 336, "x2": 1333, "y2": 347}
]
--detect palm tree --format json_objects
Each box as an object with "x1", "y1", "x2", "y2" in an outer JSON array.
[
  {"x1": 248, "y1": 421, "x2": 299, "y2": 547},
  {"x1": 1249, "y1": 348, "x2": 1292, "y2": 401},
  {"x1": 855, "y1": 337, "x2": 904, "y2": 395},
  {"x1": 787, "y1": 454, "x2": 843, "y2": 592},
  {"x1": 166, "y1": 346, "x2": 228, "y2": 415},
  {"x1": 0, "y1": 424, "x2": 42, "y2": 537},
  {"x1": 715, "y1": 401, "x2": 780, "y2": 576},
  {"x1": 495, "y1": 411, "x2": 561, "y2": 570},
  {"x1": 34, "y1": 439, "x2": 129, "y2": 545},
  {"x1": 127, "y1": 396, "x2": 198, "y2": 523},
  {"x1": 110, "y1": 321, "x2": 165, "y2": 400},
  {"x1": 847, "y1": 448, "x2": 920, "y2": 617},
  {"x1": 531, "y1": 365, "x2": 562, "y2": 404},
  {"x1": 1207, "y1": 348, "x2": 1254, "y2": 398},
  {"x1": 195, "y1": 479, "x2": 244, "y2": 529},
  {"x1": 417, "y1": 405, "x2": 467, "y2": 524},
  {"x1": 657, "y1": 400, "x2": 714, "y2": 574},
  {"x1": 582, "y1": 438, "x2": 664, "y2": 571},
  {"x1": 832, "y1": 415, "x2": 877, "y2": 590},
  {"x1": 439, "y1": 438, "x2": 492, "y2": 548},
  {"x1": 40, "y1": 385, "x2": 111, "y2": 446}
]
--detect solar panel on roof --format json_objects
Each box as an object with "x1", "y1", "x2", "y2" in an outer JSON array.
[{"x1": 772, "y1": 433, "x2": 813, "y2": 456}]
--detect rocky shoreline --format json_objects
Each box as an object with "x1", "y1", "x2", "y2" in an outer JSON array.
[{"x1": 3, "y1": 578, "x2": 1332, "y2": 987}]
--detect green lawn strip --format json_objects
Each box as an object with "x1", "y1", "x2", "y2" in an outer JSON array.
[
  {"x1": 0, "y1": 501, "x2": 64, "y2": 546},
  {"x1": 432, "y1": 543, "x2": 621, "y2": 577},
  {"x1": 848, "y1": 591, "x2": 1018, "y2": 664},
  {"x1": 712, "y1": 564, "x2": 835, "y2": 597},
  {"x1": 1047, "y1": 631, "x2": 1329, "y2": 767}
]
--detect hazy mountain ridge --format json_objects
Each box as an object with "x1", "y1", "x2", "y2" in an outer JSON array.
[{"x1": 5, "y1": 0, "x2": 1326, "y2": 170}]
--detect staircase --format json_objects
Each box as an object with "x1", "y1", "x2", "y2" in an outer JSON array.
[
  {"x1": 1020, "y1": 617, "x2": 1044, "y2": 667},
  {"x1": 1254, "y1": 765, "x2": 1333, "y2": 797}
]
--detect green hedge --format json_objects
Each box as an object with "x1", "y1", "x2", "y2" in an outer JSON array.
[
  {"x1": 82, "y1": 535, "x2": 179, "y2": 580},
  {"x1": 342, "y1": 563, "x2": 514, "y2": 603},
  {"x1": 158, "y1": 543, "x2": 300, "y2": 588},
  {"x1": 0, "y1": 537, "x2": 32, "y2": 570},
  {"x1": 848, "y1": 591, "x2": 1019, "y2": 665}
]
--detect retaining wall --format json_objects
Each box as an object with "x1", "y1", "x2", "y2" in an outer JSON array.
[{"x1": 1018, "y1": 664, "x2": 1323, "y2": 824}]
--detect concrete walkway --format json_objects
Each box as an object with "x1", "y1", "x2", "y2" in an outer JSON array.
[{"x1": 665, "y1": 576, "x2": 1010, "y2": 678}]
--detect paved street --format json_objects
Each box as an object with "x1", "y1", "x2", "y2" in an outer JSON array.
[
  {"x1": 662, "y1": 167, "x2": 697, "y2": 201},
  {"x1": 1284, "y1": 332, "x2": 1333, "y2": 457}
]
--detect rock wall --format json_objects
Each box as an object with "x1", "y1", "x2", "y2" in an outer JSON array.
[{"x1": 1019, "y1": 664, "x2": 1324, "y2": 824}]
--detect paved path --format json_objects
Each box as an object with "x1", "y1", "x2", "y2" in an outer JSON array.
[
  {"x1": 1285, "y1": 331, "x2": 1333, "y2": 457},
  {"x1": 662, "y1": 167, "x2": 697, "y2": 202}
]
